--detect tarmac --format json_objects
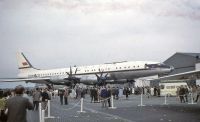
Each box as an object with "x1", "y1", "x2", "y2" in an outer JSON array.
[{"x1": 27, "y1": 95, "x2": 200, "y2": 122}]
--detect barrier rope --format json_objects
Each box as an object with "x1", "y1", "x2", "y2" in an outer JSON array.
[
  {"x1": 83, "y1": 97, "x2": 111, "y2": 103},
  {"x1": 81, "y1": 98, "x2": 95, "y2": 103},
  {"x1": 63, "y1": 99, "x2": 81, "y2": 111},
  {"x1": 178, "y1": 94, "x2": 188, "y2": 97},
  {"x1": 161, "y1": 93, "x2": 196, "y2": 104},
  {"x1": 99, "y1": 97, "x2": 111, "y2": 102}
]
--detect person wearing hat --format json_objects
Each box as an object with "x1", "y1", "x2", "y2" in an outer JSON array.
[{"x1": 5, "y1": 85, "x2": 33, "y2": 122}]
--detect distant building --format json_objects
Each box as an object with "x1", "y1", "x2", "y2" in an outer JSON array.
[
  {"x1": 164, "y1": 52, "x2": 200, "y2": 75},
  {"x1": 151, "y1": 52, "x2": 200, "y2": 86}
]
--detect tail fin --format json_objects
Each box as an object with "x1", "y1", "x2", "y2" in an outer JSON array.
[{"x1": 16, "y1": 52, "x2": 38, "y2": 73}]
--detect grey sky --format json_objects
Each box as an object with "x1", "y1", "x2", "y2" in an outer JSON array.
[{"x1": 0, "y1": 0, "x2": 200, "y2": 79}]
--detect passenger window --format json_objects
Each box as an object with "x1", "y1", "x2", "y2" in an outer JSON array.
[
  {"x1": 171, "y1": 86, "x2": 175, "y2": 89},
  {"x1": 166, "y1": 86, "x2": 171, "y2": 89}
]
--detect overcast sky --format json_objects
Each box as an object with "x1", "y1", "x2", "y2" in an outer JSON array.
[{"x1": 0, "y1": 0, "x2": 200, "y2": 80}]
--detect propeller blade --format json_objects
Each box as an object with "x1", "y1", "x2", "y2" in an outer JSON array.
[
  {"x1": 70, "y1": 66, "x2": 72, "y2": 75},
  {"x1": 104, "y1": 73, "x2": 108, "y2": 78},
  {"x1": 75, "y1": 68, "x2": 78, "y2": 74},
  {"x1": 66, "y1": 72, "x2": 70, "y2": 76},
  {"x1": 100, "y1": 72, "x2": 103, "y2": 77},
  {"x1": 95, "y1": 74, "x2": 100, "y2": 79}
]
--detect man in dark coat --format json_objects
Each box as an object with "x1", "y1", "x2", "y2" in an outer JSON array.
[
  {"x1": 100, "y1": 87, "x2": 108, "y2": 108},
  {"x1": 179, "y1": 86, "x2": 186, "y2": 103},
  {"x1": 41, "y1": 88, "x2": 50, "y2": 109},
  {"x1": 107, "y1": 86, "x2": 111, "y2": 107},
  {"x1": 58, "y1": 89, "x2": 64, "y2": 105},
  {"x1": 5, "y1": 85, "x2": 33, "y2": 122},
  {"x1": 90, "y1": 87, "x2": 95, "y2": 103}
]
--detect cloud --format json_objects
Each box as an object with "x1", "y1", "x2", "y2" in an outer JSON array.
[
  {"x1": 1, "y1": 0, "x2": 200, "y2": 20},
  {"x1": 34, "y1": 0, "x2": 200, "y2": 20},
  {"x1": 0, "y1": 0, "x2": 200, "y2": 78}
]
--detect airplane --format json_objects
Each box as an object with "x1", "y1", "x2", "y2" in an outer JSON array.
[{"x1": 0, "y1": 52, "x2": 174, "y2": 87}]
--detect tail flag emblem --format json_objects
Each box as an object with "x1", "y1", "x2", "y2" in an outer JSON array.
[{"x1": 22, "y1": 62, "x2": 28, "y2": 66}]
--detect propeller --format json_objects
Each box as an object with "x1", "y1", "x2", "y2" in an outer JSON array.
[
  {"x1": 95, "y1": 68, "x2": 109, "y2": 86},
  {"x1": 65, "y1": 66, "x2": 80, "y2": 88},
  {"x1": 127, "y1": 79, "x2": 136, "y2": 84}
]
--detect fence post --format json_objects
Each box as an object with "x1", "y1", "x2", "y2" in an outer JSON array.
[
  {"x1": 163, "y1": 94, "x2": 168, "y2": 105},
  {"x1": 39, "y1": 103, "x2": 42, "y2": 122},
  {"x1": 109, "y1": 95, "x2": 117, "y2": 109},
  {"x1": 77, "y1": 98, "x2": 86, "y2": 113},
  {"x1": 188, "y1": 93, "x2": 197, "y2": 104},
  {"x1": 41, "y1": 110, "x2": 45, "y2": 122},
  {"x1": 138, "y1": 93, "x2": 146, "y2": 106},
  {"x1": 44, "y1": 100, "x2": 55, "y2": 119},
  {"x1": 47, "y1": 100, "x2": 50, "y2": 117}
]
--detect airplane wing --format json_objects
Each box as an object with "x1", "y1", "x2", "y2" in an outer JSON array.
[
  {"x1": 0, "y1": 76, "x2": 81, "y2": 85},
  {"x1": 0, "y1": 77, "x2": 50, "y2": 83},
  {"x1": 150, "y1": 70, "x2": 200, "y2": 81}
]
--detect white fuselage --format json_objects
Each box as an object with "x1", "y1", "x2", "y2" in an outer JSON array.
[{"x1": 18, "y1": 61, "x2": 172, "y2": 84}]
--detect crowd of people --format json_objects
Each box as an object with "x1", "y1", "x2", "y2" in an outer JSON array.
[
  {"x1": 0, "y1": 86, "x2": 57, "y2": 122},
  {"x1": 0, "y1": 84, "x2": 200, "y2": 121},
  {"x1": 57, "y1": 87, "x2": 69, "y2": 105},
  {"x1": 0, "y1": 85, "x2": 33, "y2": 122},
  {"x1": 176, "y1": 85, "x2": 200, "y2": 103},
  {"x1": 0, "y1": 85, "x2": 169, "y2": 121}
]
